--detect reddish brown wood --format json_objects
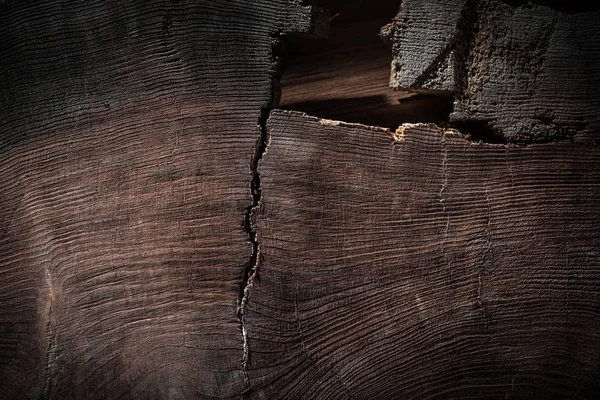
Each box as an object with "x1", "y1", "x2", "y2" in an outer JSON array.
[
  {"x1": 1, "y1": 1, "x2": 599, "y2": 399},
  {"x1": 0, "y1": 1, "x2": 322, "y2": 398},
  {"x1": 245, "y1": 109, "x2": 600, "y2": 399}
]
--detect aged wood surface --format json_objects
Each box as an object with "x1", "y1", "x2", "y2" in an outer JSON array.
[
  {"x1": 0, "y1": 1, "x2": 321, "y2": 398},
  {"x1": 2, "y1": 0, "x2": 599, "y2": 398},
  {"x1": 382, "y1": 0, "x2": 600, "y2": 142},
  {"x1": 245, "y1": 110, "x2": 600, "y2": 399}
]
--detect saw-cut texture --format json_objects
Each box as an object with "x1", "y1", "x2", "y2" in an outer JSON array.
[
  {"x1": 245, "y1": 110, "x2": 600, "y2": 399},
  {"x1": 381, "y1": 0, "x2": 600, "y2": 142},
  {"x1": 0, "y1": 1, "x2": 321, "y2": 398}
]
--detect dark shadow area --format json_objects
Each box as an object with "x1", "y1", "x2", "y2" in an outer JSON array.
[
  {"x1": 285, "y1": 94, "x2": 454, "y2": 129},
  {"x1": 451, "y1": 120, "x2": 510, "y2": 144},
  {"x1": 504, "y1": 0, "x2": 600, "y2": 13},
  {"x1": 278, "y1": 0, "x2": 454, "y2": 130}
]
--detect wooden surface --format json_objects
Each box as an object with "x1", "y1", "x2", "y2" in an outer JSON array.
[
  {"x1": 382, "y1": 0, "x2": 600, "y2": 142},
  {"x1": 0, "y1": 1, "x2": 321, "y2": 398},
  {"x1": 245, "y1": 109, "x2": 600, "y2": 399},
  {"x1": 1, "y1": 0, "x2": 599, "y2": 399}
]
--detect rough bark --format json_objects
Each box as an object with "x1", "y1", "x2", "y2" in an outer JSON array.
[
  {"x1": 381, "y1": 0, "x2": 600, "y2": 142},
  {"x1": 245, "y1": 109, "x2": 600, "y2": 399},
  {"x1": 0, "y1": 1, "x2": 322, "y2": 399}
]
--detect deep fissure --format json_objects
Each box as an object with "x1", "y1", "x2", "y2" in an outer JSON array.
[
  {"x1": 238, "y1": 0, "x2": 599, "y2": 391},
  {"x1": 238, "y1": 29, "x2": 284, "y2": 392},
  {"x1": 238, "y1": 105, "x2": 269, "y2": 389}
]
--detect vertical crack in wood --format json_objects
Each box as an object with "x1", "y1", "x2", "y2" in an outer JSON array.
[
  {"x1": 480, "y1": 183, "x2": 493, "y2": 330},
  {"x1": 439, "y1": 134, "x2": 453, "y2": 297},
  {"x1": 238, "y1": 33, "x2": 281, "y2": 395},
  {"x1": 238, "y1": 107, "x2": 267, "y2": 393},
  {"x1": 238, "y1": 106, "x2": 268, "y2": 396}
]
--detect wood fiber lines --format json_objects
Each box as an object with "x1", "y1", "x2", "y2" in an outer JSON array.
[
  {"x1": 0, "y1": 1, "x2": 320, "y2": 398},
  {"x1": 245, "y1": 110, "x2": 600, "y2": 399}
]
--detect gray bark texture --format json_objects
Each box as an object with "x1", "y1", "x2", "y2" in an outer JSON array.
[{"x1": 381, "y1": 0, "x2": 600, "y2": 142}]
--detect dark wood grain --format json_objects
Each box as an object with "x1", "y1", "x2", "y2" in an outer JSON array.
[
  {"x1": 245, "y1": 109, "x2": 600, "y2": 399},
  {"x1": 382, "y1": 0, "x2": 600, "y2": 142},
  {"x1": 0, "y1": 1, "x2": 321, "y2": 398}
]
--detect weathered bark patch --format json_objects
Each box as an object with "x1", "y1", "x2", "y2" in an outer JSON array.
[{"x1": 382, "y1": 0, "x2": 600, "y2": 142}]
